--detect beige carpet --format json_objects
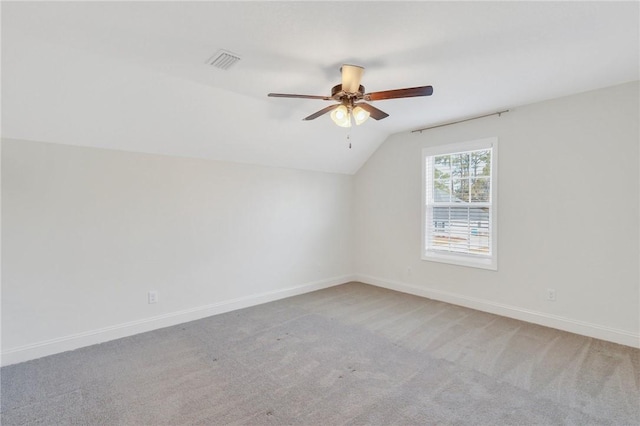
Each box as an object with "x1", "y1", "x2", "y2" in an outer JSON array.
[{"x1": 2, "y1": 282, "x2": 639, "y2": 425}]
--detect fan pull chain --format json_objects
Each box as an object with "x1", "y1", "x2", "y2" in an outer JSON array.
[{"x1": 347, "y1": 131, "x2": 351, "y2": 149}]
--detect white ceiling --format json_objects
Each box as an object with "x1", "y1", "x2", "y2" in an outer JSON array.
[{"x1": 2, "y1": 1, "x2": 638, "y2": 174}]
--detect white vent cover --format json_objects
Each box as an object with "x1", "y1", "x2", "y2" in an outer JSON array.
[{"x1": 206, "y1": 49, "x2": 241, "y2": 70}]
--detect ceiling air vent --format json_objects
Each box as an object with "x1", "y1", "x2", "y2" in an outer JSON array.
[{"x1": 206, "y1": 49, "x2": 241, "y2": 70}]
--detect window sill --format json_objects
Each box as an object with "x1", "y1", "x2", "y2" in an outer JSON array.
[{"x1": 422, "y1": 251, "x2": 497, "y2": 271}]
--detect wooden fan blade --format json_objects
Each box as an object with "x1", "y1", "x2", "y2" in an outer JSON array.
[
  {"x1": 303, "y1": 104, "x2": 340, "y2": 121},
  {"x1": 356, "y1": 103, "x2": 389, "y2": 120},
  {"x1": 365, "y1": 86, "x2": 433, "y2": 101},
  {"x1": 268, "y1": 93, "x2": 331, "y2": 100}
]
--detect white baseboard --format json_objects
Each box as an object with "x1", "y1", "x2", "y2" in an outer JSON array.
[
  {"x1": 4, "y1": 274, "x2": 636, "y2": 366},
  {"x1": 1, "y1": 275, "x2": 354, "y2": 366},
  {"x1": 355, "y1": 274, "x2": 640, "y2": 349}
]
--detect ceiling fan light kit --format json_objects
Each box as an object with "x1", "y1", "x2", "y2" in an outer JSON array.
[
  {"x1": 330, "y1": 105, "x2": 351, "y2": 127},
  {"x1": 352, "y1": 105, "x2": 370, "y2": 125},
  {"x1": 268, "y1": 64, "x2": 433, "y2": 127},
  {"x1": 329, "y1": 101, "x2": 371, "y2": 128}
]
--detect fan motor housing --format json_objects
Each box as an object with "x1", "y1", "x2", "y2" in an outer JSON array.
[{"x1": 331, "y1": 84, "x2": 365, "y2": 100}]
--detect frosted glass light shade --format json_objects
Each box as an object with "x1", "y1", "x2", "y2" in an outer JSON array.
[
  {"x1": 341, "y1": 65, "x2": 364, "y2": 93},
  {"x1": 352, "y1": 106, "x2": 370, "y2": 125},
  {"x1": 331, "y1": 105, "x2": 351, "y2": 127}
]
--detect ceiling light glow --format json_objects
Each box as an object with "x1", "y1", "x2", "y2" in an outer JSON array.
[
  {"x1": 353, "y1": 106, "x2": 370, "y2": 125},
  {"x1": 330, "y1": 105, "x2": 351, "y2": 127}
]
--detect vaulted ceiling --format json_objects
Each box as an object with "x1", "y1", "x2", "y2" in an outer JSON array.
[{"x1": 2, "y1": 1, "x2": 638, "y2": 174}]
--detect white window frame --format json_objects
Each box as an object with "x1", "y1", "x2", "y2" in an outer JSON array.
[{"x1": 422, "y1": 138, "x2": 498, "y2": 270}]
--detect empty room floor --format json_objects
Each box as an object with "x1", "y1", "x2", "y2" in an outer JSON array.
[{"x1": 2, "y1": 282, "x2": 639, "y2": 425}]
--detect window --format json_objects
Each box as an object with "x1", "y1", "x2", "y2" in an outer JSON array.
[{"x1": 422, "y1": 138, "x2": 498, "y2": 270}]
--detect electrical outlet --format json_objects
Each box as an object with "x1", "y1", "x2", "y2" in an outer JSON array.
[
  {"x1": 148, "y1": 291, "x2": 158, "y2": 304},
  {"x1": 546, "y1": 289, "x2": 556, "y2": 302}
]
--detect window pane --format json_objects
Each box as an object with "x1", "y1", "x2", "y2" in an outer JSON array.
[
  {"x1": 470, "y1": 150, "x2": 491, "y2": 177},
  {"x1": 434, "y1": 179, "x2": 451, "y2": 202},
  {"x1": 434, "y1": 155, "x2": 451, "y2": 179},
  {"x1": 449, "y1": 206, "x2": 469, "y2": 227},
  {"x1": 469, "y1": 207, "x2": 490, "y2": 227},
  {"x1": 431, "y1": 206, "x2": 450, "y2": 250},
  {"x1": 452, "y1": 179, "x2": 469, "y2": 202},
  {"x1": 449, "y1": 207, "x2": 469, "y2": 252},
  {"x1": 469, "y1": 207, "x2": 490, "y2": 254},
  {"x1": 428, "y1": 206, "x2": 491, "y2": 254},
  {"x1": 452, "y1": 153, "x2": 470, "y2": 178},
  {"x1": 470, "y1": 178, "x2": 490, "y2": 202}
]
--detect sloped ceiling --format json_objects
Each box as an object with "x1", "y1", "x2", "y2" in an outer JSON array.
[{"x1": 2, "y1": 1, "x2": 638, "y2": 174}]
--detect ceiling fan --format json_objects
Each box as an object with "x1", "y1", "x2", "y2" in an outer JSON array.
[{"x1": 268, "y1": 64, "x2": 433, "y2": 127}]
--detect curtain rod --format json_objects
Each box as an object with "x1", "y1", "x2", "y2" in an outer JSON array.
[{"x1": 411, "y1": 110, "x2": 510, "y2": 133}]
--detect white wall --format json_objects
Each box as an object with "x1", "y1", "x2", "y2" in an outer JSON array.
[
  {"x1": 354, "y1": 81, "x2": 640, "y2": 347},
  {"x1": 1, "y1": 139, "x2": 354, "y2": 365},
  {"x1": 2, "y1": 82, "x2": 638, "y2": 366}
]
